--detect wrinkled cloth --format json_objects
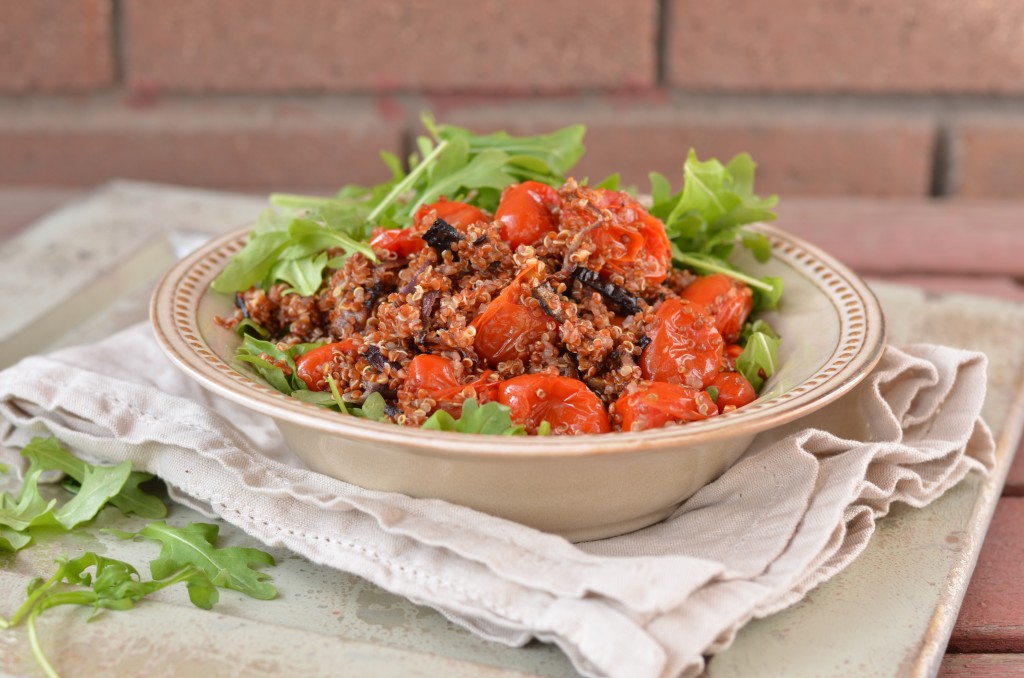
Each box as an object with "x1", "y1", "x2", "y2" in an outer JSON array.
[{"x1": 0, "y1": 324, "x2": 994, "y2": 678}]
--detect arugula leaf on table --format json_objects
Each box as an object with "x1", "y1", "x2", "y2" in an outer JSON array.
[
  {"x1": 0, "y1": 459, "x2": 58, "y2": 533},
  {"x1": 0, "y1": 552, "x2": 218, "y2": 678},
  {"x1": 20, "y1": 437, "x2": 166, "y2": 520},
  {"x1": 0, "y1": 438, "x2": 168, "y2": 552},
  {"x1": 111, "y1": 521, "x2": 277, "y2": 601},
  {"x1": 421, "y1": 398, "x2": 527, "y2": 435},
  {"x1": 52, "y1": 461, "x2": 131, "y2": 530}
]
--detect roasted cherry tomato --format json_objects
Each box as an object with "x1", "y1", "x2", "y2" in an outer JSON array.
[
  {"x1": 708, "y1": 371, "x2": 756, "y2": 413},
  {"x1": 414, "y1": 199, "x2": 490, "y2": 230},
  {"x1": 400, "y1": 354, "x2": 497, "y2": 414},
  {"x1": 681, "y1": 273, "x2": 754, "y2": 343},
  {"x1": 640, "y1": 298, "x2": 724, "y2": 388},
  {"x1": 614, "y1": 382, "x2": 717, "y2": 432},
  {"x1": 497, "y1": 374, "x2": 611, "y2": 435},
  {"x1": 295, "y1": 339, "x2": 357, "y2": 391},
  {"x1": 593, "y1": 189, "x2": 672, "y2": 286},
  {"x1": 495, "y1": 181, "x2": 560, "y2": 248},
  {"x1": 470, "y1": 264, "x2": 556, "y2": 367},
  {"x1": 370, "y1": 227, "x2": 426, "y2": 258}
]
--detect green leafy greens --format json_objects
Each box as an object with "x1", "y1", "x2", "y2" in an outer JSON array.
[
  {"x1": 0, "y1": 438, "x2": 279, "y2": 678},
  {"x1": 650, "y1": 150, "x2": 782, "y2": 308},
  {"x1": 0, "y1": 552, "x2": 217, "y2": 678},
  {"x1": 737, "y1": 319, "x2": 782, "y2": 391},
  {"x1": 0, "y1": 437, "x2": 166, "y2": 552},
  {"x1": 421, "y1": 398, "x2": 528, "y2": 435},
  {"x1": 109, "y1": 521, "x2": 277, "y2": 601},
  {"x1": 212, "y1": 112, "x2": 585, "y2": 297}
]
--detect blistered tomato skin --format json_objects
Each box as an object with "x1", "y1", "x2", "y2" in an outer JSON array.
[
  {"x1": 295, "y1": 340, "x2": 357, "y2": 391},
  {"x1": 495, "y1": 181, "x2": 560, "y2": 248},
  {"x1": 400, "y1": 354, "x2": 497, "y2": 415},
  {"x1": 614, "y1": 382, "x2": 718, "y2": 432},
  {"x1": 681, "y1": 273, "x2": 754, "y2": 343},
  {"x1": 640, "y1": 298, "x2": 724, "y2": 389},
  {"x1": 593, "y1": 189, "x2": 672, "y2": 287},
  {"x1": 414, "y1": 199, "x2": 490, "y2": 230},
  {"x1": 470, "y1": 264, "x2": 556, "y2": 367},
  {"x1": 497, "y1": 375, "x2": 611, "y2": 435},
  {"x1": 370, "y1": 228, "x2": 426, "y2": 258},
  {"x1": 708, "y1": 371, "x2": 757, "y2": 413}
]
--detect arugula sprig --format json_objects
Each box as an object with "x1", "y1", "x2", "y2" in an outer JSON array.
[
  {"x1": 2, "y1": 520, "x2": 278, "y2": 678},
  {"x1": 0, "y1": 553, "x2": 216, "y2": 678},
  {"x1": 0, "y1": 440, "x2": 279, "y2": 678},
  {"x1": 650, "y1": 150, "x2": 783, "y2": 309},
  {"x1": 737, "y1": 319, "x2": 782, "y2": 391},
  {"x1": 0, "y1": 438, "x2": 166, "y2": 552},
  {"x1": 213, "y1": 113, "x2": 586, "y2": 297},
  {"x1": 109, "y1": 521, "x2": 277, "y2": 600},
  {"x1": 421, "y1": 398, "x2": 551, "y2": 436}
]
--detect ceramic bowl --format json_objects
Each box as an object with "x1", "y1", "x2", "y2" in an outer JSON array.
[{"x1": 151, "y1": 223, "x2": 886, "y2": 542}]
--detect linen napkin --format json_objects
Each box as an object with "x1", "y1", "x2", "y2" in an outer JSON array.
[{"x1": 0, "y1": 323, "x2": 994, "y2": 678}]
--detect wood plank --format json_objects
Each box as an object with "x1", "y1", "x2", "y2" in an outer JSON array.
[
  {"x1": 939, "y1": 653, "x2": 1024, "y2": 676},
  {"x1": 950, "y1": 498, "x2": 1024, "y2": 652}
]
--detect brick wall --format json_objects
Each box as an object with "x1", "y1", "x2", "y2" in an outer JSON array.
[{"x1": 2, "y1": 0, "x2": 1023, "y2": 198}]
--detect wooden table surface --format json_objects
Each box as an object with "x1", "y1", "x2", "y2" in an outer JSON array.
[{"x1": 1, "y1": 185, "x2": 1023, "y2": 676}]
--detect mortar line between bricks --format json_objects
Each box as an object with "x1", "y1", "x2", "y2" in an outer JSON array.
[
  {"x1": 655, "y1": 0, "x2": 670, "y2": 86},
  {"x1": 929, "y1": 125, "x2": 954, "y2": 197},
  {"x1": 109, "y1": 0, "x2": 125, "y2": 88}
]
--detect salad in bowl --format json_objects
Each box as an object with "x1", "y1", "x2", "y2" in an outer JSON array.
[{"x1": 210, "y1": 114, "x2": 784, "y2": 437}]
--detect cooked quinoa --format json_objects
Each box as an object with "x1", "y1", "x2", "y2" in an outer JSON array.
[{"x1": 217, "y1": 178, "x2": 759, "y2": 435}]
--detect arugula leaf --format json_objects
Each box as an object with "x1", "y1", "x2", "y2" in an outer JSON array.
[
  {"x1": 424, "y1": 111, "x2": 585, "y2": 178},
  {"x1": 109, "y1": 472, "x2": 169, "y2": 520},
  {"x1": 53, "y1": 461, "x2": 131, "y2": 530},
  {"x1": 1, "y1": 552, "x2": 218, "y2": 678},
  {"x1": 0, "y1": 526, "x2": 30, "y2": 551},
  {"x1": 421, "y1": 399, "x2": 527, "y2": 435},
  {"x1": 214, "y1": 112, "x2": 587, "y2": 295},
  {"x1": 652, "y1": 150, "x2": 781, "y2": 298},
  {"x1": 211, "y1": 224, "x2": 291, "y2": 295},
  {"x1": 114, "y1": 521, "x2": 277, "y2": 601},
  {"x1": 737, "y1": 320, "x2": 782, "y2": 391},
  {"x1": 353, "y1": 391, "x2": 388, "y2": 422},
  {"x1": 0, "y1": 438, "x2": 168, "y2": 552},
  {"x1": 20, "y1": 437, "x2": 166, "y2": 519},
  {"x1": 0, "y1": 461, "x2": 58, "y2": 533},
  {"x1": 236, "y1": 336, "x2": 322, "y2": 394},
  {"x1": 291, "y1": 388, "x2": 390, "y2": 421}
]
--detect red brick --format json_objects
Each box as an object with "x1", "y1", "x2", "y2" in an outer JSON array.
[
  {"x1": 0, "y1": 99, "x2": 402, "y2": 192},
  {"x1": 0, "y1": 0, "x2": 114, "y2": 92},
  {"x1": 775, "y1": 200, "x2": 1024, "y2": 276},
  {"x1": 950, "y1": 497, "x2": 1024, "y2": 652},
  {"x1": 436, "y1": 105, "x2": 934, "y2": 197},
  {"x1": 667, "y1": 0, "x2": 1024, "y2": 94},
  {"x1": 955, "y1": 122, "x2": 1024, "y2": 199},
  {"x1": 123, "y1": 0, "x2": 657, "y2": 93},
  {"x1": 940, "y1": 654, "x2": 1024, "y2": 677}
]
